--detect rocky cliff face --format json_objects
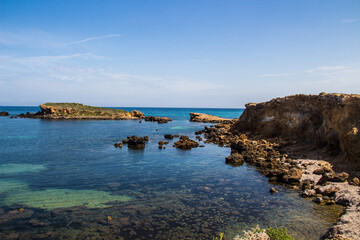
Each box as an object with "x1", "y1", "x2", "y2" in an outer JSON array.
[{"x1": 230, "y1": 93, "x2": 360, "y2": 167}]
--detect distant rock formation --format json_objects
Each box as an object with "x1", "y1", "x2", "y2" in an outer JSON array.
[
  {"x1": 12, "y1": 103, "x2": 145, "y2": 120},
  {"x1": 0, "y1": 111, "x2": 9, "y2": 116},
  {"x1": 189, "y1": 113, "x2": 236, "y2": 124},
  {"x1": 230, "y1": 93, "x2": 360, "y2": 167}
]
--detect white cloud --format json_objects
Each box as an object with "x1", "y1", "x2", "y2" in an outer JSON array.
[
  {"x1": 306, "y1": 65, "x2": 346, "y2": 73},
  {"x1": 259, "y1": 73, "x2": 293, "y2": 77},
  {"x1": 64, "y1": 34, "x2": 121, "y2": 45},
  {"x1": 341, "y1": 18, "x2": 359, "y2": 23}
]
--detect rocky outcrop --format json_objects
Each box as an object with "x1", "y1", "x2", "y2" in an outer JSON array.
[
  {"x1": 145, "y1": 116, "x2": 172, "y2": 123},
  {"x1": 0, "y1": 111, "x2": 9, "y2": 116},
  {"x1": 12, "y1": 103, "x2": 145, "y2": 120},
  {"x1": 189, "y1": 113, "x2": 236, "y2": 124},
  {"x1": 195, "y1": 120, "x2": 360, "y2": 240},
  {"x1": 121, "y1": 136, "x2": 149, "y2": 149},
  {"x1": 230, "y1": 93, "x2": 360, "y2": 168},
  {"x1": 173, "y1": 136, "x2": 199, "y2": 150}
]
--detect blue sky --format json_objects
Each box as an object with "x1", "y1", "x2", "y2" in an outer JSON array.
[{"x1": 0, "y1": 0, "x2": 359, "y2": 107}]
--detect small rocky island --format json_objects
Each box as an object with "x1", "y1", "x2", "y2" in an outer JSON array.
[
  {"x1": 189, "y1": 112, "x2": 236, "y2": 123},
  {"x1": 12, "y1": 103, "x2": 145, "y2": 120}
]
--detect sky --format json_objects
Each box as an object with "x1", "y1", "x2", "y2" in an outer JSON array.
[{"x1": 0, "y1": 0, "x2": 359, "y2": 107}]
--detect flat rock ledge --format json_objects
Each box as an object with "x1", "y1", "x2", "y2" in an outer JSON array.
[{"x1": 189, "y1": 113, "x2": 236, "y2": 124}]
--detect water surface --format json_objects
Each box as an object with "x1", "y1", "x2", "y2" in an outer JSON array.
[{"x1": 0, "y1": 107, "x2": 343, "y2": 239}]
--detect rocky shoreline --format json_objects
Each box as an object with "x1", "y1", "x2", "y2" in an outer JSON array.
[{"x1": 194, "y1": 93, "x2": 360, "y2": 240}]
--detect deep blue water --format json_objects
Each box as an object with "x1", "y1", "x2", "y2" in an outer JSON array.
[{"x1": 0, "y1": 107, "x2": 342, "y2": 240}]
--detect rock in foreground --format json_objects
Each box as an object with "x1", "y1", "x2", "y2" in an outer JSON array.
[{"x1": 189, "y1": 113, "x2": 236, "y2": 123}]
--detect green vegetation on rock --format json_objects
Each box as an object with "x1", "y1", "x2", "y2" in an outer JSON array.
[{"x1": 42, "y1": 103, "x2": 127, "y2": 113}]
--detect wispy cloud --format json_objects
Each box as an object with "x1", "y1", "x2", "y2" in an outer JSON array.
[
  {"x1": 306, "y1": 65, "x2": 345, "y2": 73},
  {"x1": 341, "y1": 18, "x2": 359, "y2": 23},
  {"x1": 65, "y1": 34, "x2": 121, "y2": 45},
  {"x1": 259, "y1": 73, "x2": 293, "y2": 77}
]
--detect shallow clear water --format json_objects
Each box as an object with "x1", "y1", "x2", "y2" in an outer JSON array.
[{"x1": 0, "y1": 107, "x2": 343, "y2": 239}]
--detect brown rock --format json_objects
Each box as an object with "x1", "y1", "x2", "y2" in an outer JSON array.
[
  {"x1": 189, "y1": 113, "x2": 236, "y2": 123},
  {"x1": 270, "y1": 187, "x2": 278, "y2": 194},
  {"x1": 230, "y1": 93, "x2": 360, "y2": 168},
  {"x1": 332, "y1": 172, "x2": 349, "y2": 182},
  {"x1": 349, "y1": 177, "x2": 360, "y2": 186},
  {"x1": 225, "y1": 153, "x2": 244, "y2": 166},
  {"x1": 173, "y1": 137, "x2": 199, "y2": 150}
]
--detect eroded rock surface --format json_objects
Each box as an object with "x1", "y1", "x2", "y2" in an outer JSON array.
[{"x1": 230, "y1": 93, "x2": 360, "y2": 168}]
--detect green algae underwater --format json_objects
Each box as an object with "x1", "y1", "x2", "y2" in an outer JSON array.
[{"x1": 0, "y1": 107, "x2": 344, "y2": 239}]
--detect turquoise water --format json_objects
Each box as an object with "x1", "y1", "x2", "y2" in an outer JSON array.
[{"x1": 0, "y1": 107, "x2": 342, "y2": 239}]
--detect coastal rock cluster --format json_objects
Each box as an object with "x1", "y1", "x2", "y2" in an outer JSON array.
[
  {"x1": 195, "y1": 93, "x2": 360, "y2": 240},
  {"x1": 0, "y1": 111, "x2": 9, "y2": 116},
  {"x1": 190, "y1": 112, "x2": 236, "y2": 124},
  {"x1": 230, "y1": 93, "x2": 360, "y2": 168}
]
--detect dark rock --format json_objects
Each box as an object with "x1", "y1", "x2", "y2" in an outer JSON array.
[
  {"x1": 317, "y1": 172, "x2": 335, "y2": 185},
  {"x1": 114, "y1": 143, "x2": 123, "y2": 148},
  {"x1": 126, "y1": 136, "x2": 149, "y2": 149},
  {"x1": 199, "y1": 145, "x2": 205, "y2": 147},
  {"x1": 0, "y1": 111, "x2": 9, "y2": 116},
  {"x1": 332, "y1": 172, "x2": 349, "y2": 182},
  {"x1": 145, "y1": 116, "x2": 172, "y2": 123},
  {"x1": 301, "y1": 180, "x2": 313, "y2": 190},
  {"x1": 313, "y1": 196, "x2": 323, "y2": 204}
]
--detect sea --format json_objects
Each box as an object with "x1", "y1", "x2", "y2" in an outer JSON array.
[{"x1": 0, "y1": 106, "x2": 343, "y2": 240}]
